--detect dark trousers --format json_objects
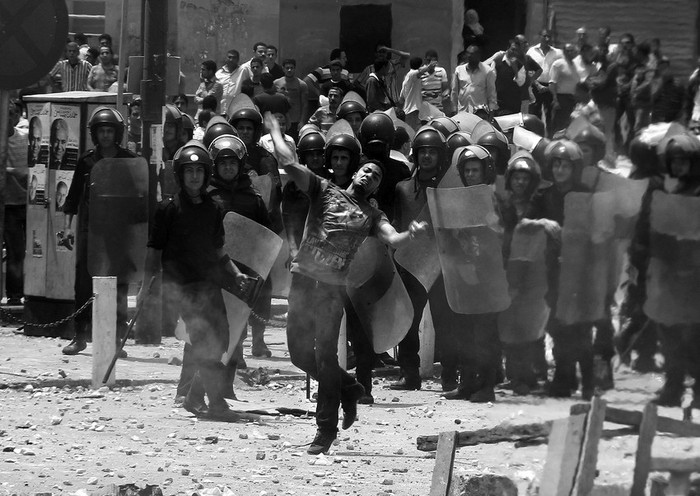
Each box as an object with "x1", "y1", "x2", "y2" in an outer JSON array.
[
  {"x1": 503, "y1": 340, "x2": 539, "y2": 388},
  {"x1": 4, "y1": 205, "x2": 25, "y2": 299},
  {"x1": 460, "y1": 312, "x2": 501, "y2": 392},
  {"x1": 249, "y1": 277, "x2": 272, "y2": 339},
  {"x1": 529, "y1": 84, "x2": 553, "y2": 137},
  {"x1": 658, "y1": 323, "x2": 700, "y2": 395},
  {"x1": 345, "y1": 295, "x2": 374, "y2": 394},
  {"x1": 397, "y1": 270, "x2": 456, "y2": 373},
  {"x1": 74, "y1": 231, "x2": 128, "y2": 338},
  {"x1": 286, "y1": 273, "x2": 359, "y2": 434},
  {"x1": 549, "y1": 321, "x2": 594, "y2": 393},
  {"x1": 550, "y1": 93, "x2": 576, "y2": 138}
]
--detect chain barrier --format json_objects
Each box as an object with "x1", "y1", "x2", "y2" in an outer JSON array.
[{"x1": 0, "y1": 296, "x2": 95, "y2": 329}]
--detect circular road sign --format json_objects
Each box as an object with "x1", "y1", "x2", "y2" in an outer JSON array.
[{"x1": 0, "y1": 0, "x2": 69, "y2": 90}]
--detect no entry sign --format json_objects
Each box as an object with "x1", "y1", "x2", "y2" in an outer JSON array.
[{"x1": 0, "y1": 0, "x2": 69, "y2": 90}]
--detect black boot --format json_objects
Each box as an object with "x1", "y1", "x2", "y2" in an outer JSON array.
[
  {"x1": 183, "y1": 371, "x2": 208, "y2": 416},
  {"x1": 201, "y1": 363, "x2": 260, "y2": 423},
  {"x1": 388, "y1": 367, "x2": 421, "y2": 390},
  {"x1": 62, "y1": 323, "x2": 88, "y2": 355}
]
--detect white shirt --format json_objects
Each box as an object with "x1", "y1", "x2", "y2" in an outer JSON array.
[
  {"x1": 400, "y1": 69, "x2": 423, "y2": 115},
  {"x1": 550, "y1": 58, "x2": 580, "y2": 95},
  {"x1": 526, "y1": 44, "x2": 563, "y2": 83},
  {"x1": 451, "y1": 62, "x2": 497, "y2": 112},
  {"x1": 216, "y1": 65, "x2": 249, "y2": 116}
]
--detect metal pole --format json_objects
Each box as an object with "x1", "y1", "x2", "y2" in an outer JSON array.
[
  {"x1": 0, "y1": 91, "x2": 10, "y2": 303},
  {"x1": 117, "y1": 0, "x2": 129, "y2": 147}
]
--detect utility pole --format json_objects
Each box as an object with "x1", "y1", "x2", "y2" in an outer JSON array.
[{"x1": 138, "y1": 0, "x2": 168, "y2": 342}]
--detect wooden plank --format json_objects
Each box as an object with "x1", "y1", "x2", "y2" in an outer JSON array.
[
  {"x1": 417, "y1": 422, "x2": 552, "y2": 451},
  {"x1": 429, "y1": 431, "x2": 458, "y2": 496},
  {"x1": 630, "y1": 402, "x2": 658, "y2": 496},
  {"x1": 573, "y1": 397, "x2": 607, "y2": 496},
  {"x1": 650, "y1": 456, "x2": 700, "y2": 472},
  {"x1": 604, "y1": 406, "x2": 700, "y2": 438},
  {"x1": 666, "y1": 471, "x2": 691, "y2": 496},
  {"x1": 540, "y1": 414, "x2": 587, "y2": 496}
]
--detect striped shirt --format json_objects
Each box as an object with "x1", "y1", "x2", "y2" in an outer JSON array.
[
  {"x1": 420, "y1": 66, "x2": 448, "y2": 110},
  {"x1": 49, "y1": 59, "x2": 92, "y2": 92}
]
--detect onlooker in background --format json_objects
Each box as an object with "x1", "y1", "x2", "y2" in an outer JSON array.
[
  {"x1": 265, "y1": 45, "x2": 285, "y2": 80},
  {"x1": 254, "y1": 73, "x2": 291, "y2": 120},
  {"x1": 420, "y1": 50, "x2": 449, "y2": 113},
  {"x1": 49, "y1": 42, "x2": 92, "y2": 92},
  {"x1": 193, "y1": 110, "x2": 213, "y2": 142},
  {"x1": 87, "y1": 45, "x2": 119, "y2": 92},
  {"x1": 575, "y1": 27, "x2": 588, "y2": 50},
  {"x1": 401, "y1": 57, "x2": 434, "y2": 130},
  {"x1": 195, "y1": 60, "x2": 223, "y2": 113},
  {"x1": 462, "y1": 9, "x2": 487, "y2": 53},
  {"x1": 650, "y1": 58, "x2": 685, "y2": 124},
  {"x1": 550, "y1": 43, "x2": 580, "y2": 136},
  {"x1": 320, "y1": 60, "x2": 354, "y2": 98},
  {"x1": 216, "y1": 49, "x2": 250, "y2": 117},
  {"x1": 304, "y1": 48, "x2": 350, "y2": 113},
  {"x1": 366, "y1": 59, "x2": 393, "y2": 112},
  {"x1": 573, "y1": 44, "x2": 597, "y2": 83},
  {"x1": 274, "y1": 58, "x2": 308, "y2": 141},
  {"x1": 241, "y1": 57, "x2": 265, "y2": 98},
  {"x1": 85, "y1": 47, "x2": 99, "y2": 67},
  {"x1": 73, "y1": 33, "x2": 90, "y2": 61},
  {"x1": 172, "y1": 94, "x2": 189, "y2": 113},
  {"x1": 241, "y1": 42, "x2": 270, "y2": 80},
  {"x1": 127, "y1": 97, "x2": 142, "y2": 154},
  {"x1": 307, "y1": 86, "x2": 343, "y2": 133},
  {"x1": 3, "y1": 100, "x2": 28, "y2": 305},
  {"x1": 357, "y1": 44, "x2": 410, "y2": 106},
  {"x1": 527, "y1": 29, "x2": 563, "y2": 132},
  {"x1": 451, "y1": 44, "x2": 497, "y2": 113}
]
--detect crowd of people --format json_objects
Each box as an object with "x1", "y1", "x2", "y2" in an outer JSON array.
[{"x1": 4, "y1": 20, "x2": 700, "y2": 456}]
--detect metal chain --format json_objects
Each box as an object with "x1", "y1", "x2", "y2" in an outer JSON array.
[{"x1": 0, "y1": 296, "x2": 95, "y2": 329}]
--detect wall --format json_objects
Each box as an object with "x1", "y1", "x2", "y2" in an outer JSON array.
[
  {"x1": 548, "y1": 0, "x2": 698, "y2": 78},
  {"x1": 279, "y1": 0, "x2": 457, "y2": 80},
  {"x1": 175, "y1": 0, "x2": 280, "y2": 93}
]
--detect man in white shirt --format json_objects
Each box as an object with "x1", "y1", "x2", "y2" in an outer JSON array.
[
  {"x1": 526, "y1": 29, "x2": 563, "y2": 131},
  {"x1": 216, "y1": 49, "x2": 250, "y2": 117},
  {"x1": 451, "y1": 44, "x2": 497, "y2": 113},
  {"x1": 240, "y1": 42, "x2": 270, "y2": 80},
  {"x1": 550, "y1": 44, "x2": 581, "y2": 136}
]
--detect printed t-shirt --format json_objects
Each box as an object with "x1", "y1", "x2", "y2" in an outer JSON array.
[{"x1": 291, "y1": 174, "x2": 389, "y2": 285}]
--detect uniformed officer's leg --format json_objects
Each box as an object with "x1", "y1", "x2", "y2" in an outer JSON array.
[
  {"x1": 548, "y1": 320, "x2": 576, "y2": 397},
  {"x1": 430, "y1": 275, "x2": 460, "y2": 392},
  {"x1": 63, "y1": 232, "x2": 91, "y2": 355},
  {"x1": 250, "y1": 277, "x2": 272, "y2": 357},
  {"x1": 469, "y1": 312, "x2": 501, "y2": 403},
  {"x1": 575, "y1": 323, "x2": 595, "y2": 400},
  {"x1": 654, "y1": 323, "x2": 685, "y2": 407},
  {"x1": 389, "y1": 268, "x2": 426, "y2": 390}
]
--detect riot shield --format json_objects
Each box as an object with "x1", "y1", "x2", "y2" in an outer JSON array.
[
  {"x1": 384, "y1": 108, "x2": 416, "y2": 141},
  {"x1": 326, "y1": 119, "x2": 355, "y2": 142},
  {"x1": 220, "y1": 212, "x2": 283, "y2": 363},
  {"x1": 427, "y1": 184, "x2": 510, "y2": 314},
  {"x1": 250, "y1": 172, "x2": 273, "y2": 209},
  {"x1": 452, "y1": 111, "x2": 483, "y2": 134},
  {"x1": 226, "y1": 93, "x2": 256, "y2": 119},
  {"x1": 498, "y1": 223, "x2": 549, "y2": 344},
  {"x1": 555, "y1": 179, "x2": 647, "y2": 325},
  {"x1": 644, "y1": 191, "x2": 700, "y2": 325},
  {"x1": 393, "y1": 165, "x2": 466, "y2": 291},
  {"x1": 342, "y1": 91, "x2": 367, "y2": 107},
  {"x1": 88, "y1": 157, "x2": 149, "y2": 283},
  {"x1": 494, "y1": 113, "x2": 523, "y2": 132},
  {"x1": 347, "y1": 237, "x2": 414, "y2": 353}
]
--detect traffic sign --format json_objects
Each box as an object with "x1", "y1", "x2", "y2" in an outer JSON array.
[{"x1": 0, "y1": 0, "x2": 69, "y2": 90}]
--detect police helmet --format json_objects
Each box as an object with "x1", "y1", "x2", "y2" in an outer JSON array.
[
  {"x1": 89, "y1": 106, "x2": 125, "y2": 146},
  {"x1": 476, "y1": 131, "x2": 511, "y2": 174},
  {"x1": 337, "y1": 100, "x2": 367, "y2": 120},
  {"x1": 202, "y1": 116, "x2": 237, "y2": 148},
  {"x1": 411, "y1": 126, "x2": 447, "y2": 171},
  {"x1": 544, "y1": 139, "x2": 584, "y2": 183},
  {"x1": 454, "y1": 144, "x2": 496, "y2": 185},
  {"x1": 446, "y1": 132, "x2": 473, "y2": 161},
  {"x1": 173, "y1": 140, "x2": 214, "y2": 191},
  {"x1": 359, "y1": 112, "x2": 395, "y2": 152},
  {"x1": 520, "y1": 114, "x2": 546, "y2": 137},
  {"x1": 505, "y1": 151, "x2": 542, "y2": 195},
  {"x1": 325, "y1": 133, "x2": 361, "y2": 172},
  {"x1": 428, "y1": 117, "x2": 459, "y2": 139}
]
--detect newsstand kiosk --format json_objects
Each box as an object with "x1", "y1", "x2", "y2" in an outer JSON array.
[{"x1": 22, "y1": 91, "x2": 132, "y2": 338}]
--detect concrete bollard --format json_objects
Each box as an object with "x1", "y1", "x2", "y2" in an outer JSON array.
[{"x1": 91, "y1": 276, "x2": 117, "y2": 388}]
